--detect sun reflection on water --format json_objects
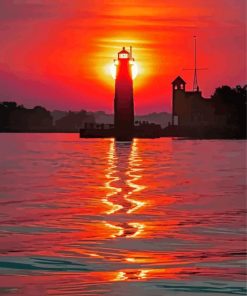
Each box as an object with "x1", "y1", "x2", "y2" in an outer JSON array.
[
  {"x1": 114, "y1": 269, "x2": 150, "y2": 281},
  {"x1": 101, "y1": 140, "x2": 123, "y2": 215},
  {"x1": 124, "y1": 140, "x2": 146, "y2": 214},
  {"x1": 103, "y1": 139, "x2": 146, "y2": 239},
  {"x1": 1, "y1": 135, "x2": 245, "y2": 291},
  {"x1": 101, "y1": 139, "x2": 150, "y2": 281}
]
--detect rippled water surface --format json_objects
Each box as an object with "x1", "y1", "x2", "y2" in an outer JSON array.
[{"x1": 0, "y1": 134, "x2": 246, "y2": 296}]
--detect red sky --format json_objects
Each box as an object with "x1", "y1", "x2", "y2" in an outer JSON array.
[{"x1": 0, "y1": 0, "x2": 246, "y2": 114}]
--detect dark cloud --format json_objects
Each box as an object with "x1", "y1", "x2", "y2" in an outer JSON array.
[
  {"x1": 0, "y1": 0, "x2": 53, "y2": 20},
  {"x1": 0, "y1": 0, "x2": 102, "y2": 21}
]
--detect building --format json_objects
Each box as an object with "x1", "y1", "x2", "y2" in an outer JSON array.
[
  {"x1": 170, "y1": 76, "x2": 245, "y2": 138},
  {"x1": 172, "y1": 76, "x2": 217, "y2": 130},
  {"x1": 114, "y1": 47, "x2": 135, "y2": 141}
]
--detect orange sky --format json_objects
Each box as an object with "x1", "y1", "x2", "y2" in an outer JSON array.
[{"x1": 0, "y1": 0, "x2": 246, "y2": 113}]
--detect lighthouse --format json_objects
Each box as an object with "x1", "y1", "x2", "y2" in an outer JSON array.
[{"x1": 114, "y1": 47, "x2": 135, "y2": 141}]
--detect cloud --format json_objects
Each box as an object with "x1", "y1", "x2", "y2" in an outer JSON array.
[
  {"x1": 0, "y1": 0, "x2": 104, "y2": 21},
  {"x1": 0, "y1": 0, "x2": 54, "y2": 20},
  {"x1": 0, "y1": 0, "x2": 245, "y2": 112}
]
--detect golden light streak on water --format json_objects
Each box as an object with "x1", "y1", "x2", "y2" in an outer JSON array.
[
  {"x1": 126, "y1": 222, "x2": 145, "y2": 238},
  {"x1": 138, "y1": 269, "x2": 150, "y2": 279},
  {"x1": 102, "y1": 139, "x2": 146, "y2": 239},
  {"x1": 114, "y1": 269, "x2": 151, "y2": 281},
  {"x1": 124, "y1": 195, "x2": 146, "y2": 214},
  {"x1": 102, "y1": 139, "x2": 123, "y2": 215},
  {"x1": 125, "y1": 257, "x2": 136, "y2": 262},
  {"x1": 114, "y1": 271, "x2": 128, "y2": 281},
  {"x1": 102, "y1": 198, "x2": 123, "y2": 215},
  {"x1": 104, "y1": 222, "x2": 124, "y2": 238},
  {"x1": 125, "y1": 139, "x2": 147, "y2": 215}
]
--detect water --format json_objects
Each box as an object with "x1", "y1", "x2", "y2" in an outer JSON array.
[{"x1": 0, "y1": 134, "x2": 246, "y2": 296}]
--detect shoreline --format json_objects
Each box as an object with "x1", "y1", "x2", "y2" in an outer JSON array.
[{"x1": 0, "y1": 131, "x2": 246, "y2": 140}]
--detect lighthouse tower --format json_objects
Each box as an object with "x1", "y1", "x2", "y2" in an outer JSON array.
[{"x1": 114, "y1": 47, "x2": 134, "y2": 141}]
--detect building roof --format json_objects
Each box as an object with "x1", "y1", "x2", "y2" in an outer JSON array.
[
  {"x1": 118, "y1": 47, "x2": 129, "y2": 54},
  {"x1": 172, "y1": 76, "x2": 186, "y2": 85}
]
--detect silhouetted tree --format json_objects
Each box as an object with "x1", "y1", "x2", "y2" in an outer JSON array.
[
  {"x1": 55, "y1": 110, "x2": 95, "y2": 131},
  {"x1": 0, "y1": 102, "x2": 53, "y2": 131},
  {"x1": 28, "y1": 106, "x2": 53, "y2": 129},
  {"x1": 211, "y1": 85, "x2": 246, "y2": 137}
]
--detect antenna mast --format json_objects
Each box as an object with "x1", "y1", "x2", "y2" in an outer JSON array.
[
  {"x1": 183, "y1": 36, "x2": 207, "y2": 92},
  {"x1": 193, "y1": 36, "x2": 199, "y2": 92}
]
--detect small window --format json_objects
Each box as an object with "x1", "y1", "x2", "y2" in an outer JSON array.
[{"x1": 119, "y1": 53, "x2": 128, "y2": 59}]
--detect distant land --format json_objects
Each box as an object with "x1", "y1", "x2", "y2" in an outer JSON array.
[
  {"x1": 52, "y1": 110, "x2": 172, "y2": 129},
  {"x1": 0, "y1": 83, "x2": 246, "y2": 138},
  {"x1": 0, "y1": 101, "x2": 171, "y2": 132}
]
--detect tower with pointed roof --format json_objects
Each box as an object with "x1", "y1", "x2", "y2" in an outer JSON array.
[
  {"x1": 171, "y1": 75, "x2": 215, "y2": 131},
  {"x1": 172, "y1": 76, "x2": 186, "y2": 125}
]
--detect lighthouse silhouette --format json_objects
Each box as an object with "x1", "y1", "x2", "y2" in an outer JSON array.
[{"x1": 114, "y1": 46, "x2": 134, "y2": 141}]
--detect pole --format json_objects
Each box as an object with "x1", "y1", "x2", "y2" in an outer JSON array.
[{"x1": 193, "y1": 36, "x2": 199, "y2": 91}]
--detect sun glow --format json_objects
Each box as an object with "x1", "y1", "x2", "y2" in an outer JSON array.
[
  {"x1": 110, "y1": 61, "x2": 138, "y2": 80},
  {"x1": 132, "y1": 62, "x2": 138, "y2": 80},
  {"x1": 110, "y1": 63, "x2": 117, "y2": 80}
]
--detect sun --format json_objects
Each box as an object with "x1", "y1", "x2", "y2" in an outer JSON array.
[
  {"x1": 110, "y1": 63, "x2": 117, "y2": 80},
  {"x1": 131, "y1": 62, "x2": 138, "y2": 80},
  {"x1": 110, "y1": 61, "x2": 138, "y2": 80}
]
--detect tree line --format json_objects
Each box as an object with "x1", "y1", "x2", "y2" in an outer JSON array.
[
  {"x1": 0, "y1": 84, "x2": 246, "y2": 136},
  {"x1": 0, "y1": 102, "x2": 95, "y2": 132},
  {"x1": 211, "y1": 85, "x2": 246, "y2": 137}
]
